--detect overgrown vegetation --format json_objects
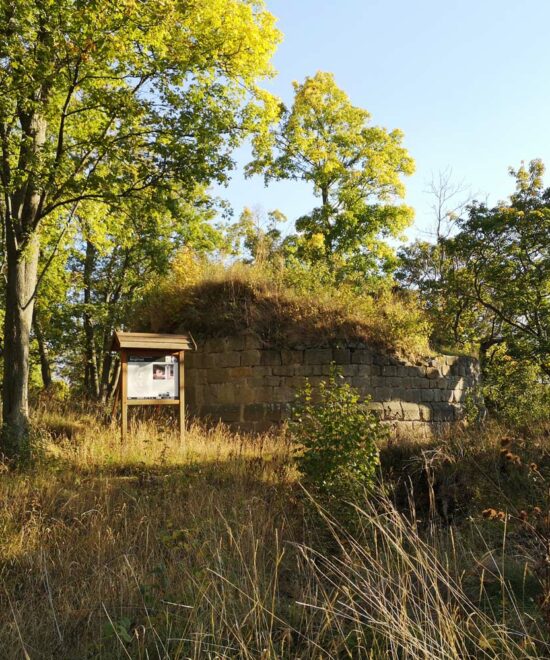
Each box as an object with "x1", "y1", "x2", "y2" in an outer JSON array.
[
  {"x1": 0, "y1": 2, "x2": 548, "y2": 657},
  {"x1": 289, "y1": 369, "x2": 384, "y2": 497},
  {"x1": 138, "y1": 250, "x2": 432, "y2": 358},
  {"x1": 2, "y1": 412, "x2": 550, "y2": 658}
]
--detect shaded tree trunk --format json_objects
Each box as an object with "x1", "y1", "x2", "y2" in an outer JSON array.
[
  {"x1": 33, "y1": 307, "x2": 52, "y2": 390},
  {"x1": 83, "y1": 239, "x2": 99, "y2": 400},
  {"x1": 1, "y1": 102, "x2": 47, "y2": 458},
  {"x1": 2, "y1": 230, "x2": 40, "y2": 457}
]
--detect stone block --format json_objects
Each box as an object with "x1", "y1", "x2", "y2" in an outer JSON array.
[
  {"x1": 383, "y1": 401, "x2": 403, "y2": 420},
  {"x1": 304, "y1": 349, "x2": 333, "y2": 365},
  {"x1": 186, "y1": 351, "x2": 204, "y2": 369},
  {"x1": 226, "y1": 366, "x2": 253, "y2": 380},
  {"x1": 367, "y1": 402, "x2": 384, "y2": 418},
  {"x1": 401, "y1": 402, "x2": 420, "y2": 421},
  {"x1": 272, "y1": 386, "x2": 294, "y2": 403},
  {"x1": 288, "y1": 375, "x2": 307, "y2": 389},
  {"x1": 418, "y1": 404, "x2": 432, "y2": 421},
  {"x1": 260, "y1": 350, "x2": 282, "y2": 367},
  {"x1": 264, "y1": 376, "x2": 284, "y2": 387},
  {"x1": 333, "y1": 348, "x2": 351, "y2": 364},
  {"x1": 209, "y1": 382, "x2": 244, "y2": 404},
  {"x1": 226, "y1": 336, "x2": 246, "y2": 351},
  {"x1": 264, "y1": 402, "x2": 291, "y2": 421},
  {"x1": 381, "y1": 365, "x2": 398, "y2": 377},
  {"x1": 201, "y1": 404, "x2": 242, "y2": 423},
  {"x1": 272, "y1": 365, "x2": 295, "y2": 377},
  {"x1": 247, "y1": 376, "x2": 272, "y2": 388},
  {"x1": 340, "y1": 364, "x2": 360, "y2": 377},
  {"x1": 375, "y1": 387, "x2": 391, "y2": 401},
  {"x1": 351, "y1": 349, "x2": 373, "y2": 365},
  {"x1": 207, "y1": 368, "x2": 228, "y2": 384},
  {"x1": 357, "y1": 386, "x2": 375, "y2": 398},
  {"x1": 252, "y1": 386, "x2": 276, "y2": 403},
  {"x1": 244, "y1": 333, "x2": 262, "y2": 350},
  {"x1": 301, "y1": 365, "x2": 322, "y2": 376},
  {"x1": 373, "y1": 353, "x2": 389, "y2": 366},
  {"x1": 351, "y1": 376, "x2": 369, "y2": 389},
  {"x1": 185, "y1": 387, "x2": 199, "y2": 408},
  {"x1": 431, "y1": 402, "x2": 456, "y2": 422},
  {"x1": 241, "y1": 350, "x2": 262, "y2": 366},
  {"x1": 426, "y1": 367, "x2": 441, "y2": 380},
  {"x1": 207, "y1": 351, "x2": 241, "y2": 368},
  {"x1": 185, "y1": 365, "x2": 207, "y2": 387},
  {"x1": 412, "y1": 421, "x2": 431, "y2": 438},
  {"x1": 384, "y1": 374, "x2": 405, "y2": 390},
  {"x1": 452, "y1": 388, "x2": 465, "y2": 403},
  {"x1": 421, "y1": 389, "x2": 435, "y2": 402},
  {"x1": 386, "y1": 387, "x2": 401, "y2": 401},
  {"x1": 281, "y1": 350, "x2": 304, "y2": 366},
  {"x1": 406, "y1": 389, "x2": 423, "y2": 403},
  {"x1": 239, "y1": 386, "x2": 259, "y2": 405},
  {"x1": 243, "y1": 403, "x2": 266, "y2": 422},
  {"x1": 204, "y1": 338, "x2": 226, "y2": 352}
]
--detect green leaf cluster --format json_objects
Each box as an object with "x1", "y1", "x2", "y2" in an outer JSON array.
[
  {"x1": 289, "y1": 368, "x2": 385, "y2": 496},
  {"x1": 248, "y1": 71, "x2": 415, "y2": 282}
]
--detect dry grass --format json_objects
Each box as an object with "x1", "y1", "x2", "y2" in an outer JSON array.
[
  {"x1": 136, "y1": 251, "x2": 432, "y2": 359},
  {"x1": 1, "y1": 413, "x2": 549, "y2": 658}
]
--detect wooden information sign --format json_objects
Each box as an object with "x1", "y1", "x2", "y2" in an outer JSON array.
[{"x1": 111, "y1": 331, "x2": 193, "y2": 443}]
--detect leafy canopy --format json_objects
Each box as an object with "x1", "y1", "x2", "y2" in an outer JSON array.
[
  {"x1": 248, "y1": 71, "x2": 415, "y2": 282},
  {"x1": 0, "y1": 0, "x2": 282, "y2": 251},
  {"x1": 448, "y1": 160, "x2": 550, "y2": 374}
]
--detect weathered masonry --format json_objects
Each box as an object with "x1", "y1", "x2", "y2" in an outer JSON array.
[{"x1": 185, "y1": 331, "x2": 480, "y2": 436}]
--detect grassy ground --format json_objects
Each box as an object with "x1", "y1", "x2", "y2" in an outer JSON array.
[{"x1": 1, "y1": 411, "x2": 550, "y2": 658}]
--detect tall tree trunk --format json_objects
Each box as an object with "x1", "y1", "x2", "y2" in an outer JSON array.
[
  {"x1": 33, "y1": 308, "x2": 52, "y2": 390},
  {"x1": 1, "y1": 101, "x2": 47, "y2": 458},
  {"x1": 83, "y1": 239, "x2": 99, "y2": 399},
  {"x1": 2, "y1": 231, "x2": 40, "y2": 457}
]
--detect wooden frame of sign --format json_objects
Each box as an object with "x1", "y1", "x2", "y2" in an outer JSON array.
[{"x1": 111, "y1": 331, "x2": 193, "y2": 443}]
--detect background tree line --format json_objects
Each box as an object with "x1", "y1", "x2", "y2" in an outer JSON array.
[{"x1": 1, "y1": 1, "x2": 548, "y2": 461}]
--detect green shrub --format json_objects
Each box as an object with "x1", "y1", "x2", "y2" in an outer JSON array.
[
  {"x1": 289, "y1": 369, "x2": 386, "y2": 495},
  {"x1": 482, "y1": 345, "x2": 550, "y2": 430}
]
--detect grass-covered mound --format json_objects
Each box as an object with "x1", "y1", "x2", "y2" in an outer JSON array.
[{"x1": 136, "y1": 251, "x2": 433, "y2": 358}]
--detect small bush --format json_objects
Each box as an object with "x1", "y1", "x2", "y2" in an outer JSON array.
[{"x1": 289, "y1": 368, "x2": 386, "y2": 495}]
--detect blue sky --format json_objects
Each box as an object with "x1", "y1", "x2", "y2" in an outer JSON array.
[{"x1": 215, "y1": 0, "x2": 550, "y2": 241}]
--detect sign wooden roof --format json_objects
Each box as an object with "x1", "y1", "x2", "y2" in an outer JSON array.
[{"x1": 112, "y1": 331, "x2": 194, "y2": 351}]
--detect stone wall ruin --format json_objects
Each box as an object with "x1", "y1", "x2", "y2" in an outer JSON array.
[{"x1": 185, "y1": 331, "x2": 480, "y2": 436}]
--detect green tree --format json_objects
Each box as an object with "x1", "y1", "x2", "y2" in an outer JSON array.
[
  {"x1": 399, "y1": 161, "x2": 550, "y2": 425},
  {"x1": 447, "y1": 160, "x2": 550, "y2": 374},
  {"x1": 0, "y1": 0, "x2": 281, "y2": 457},
  {"x1": 248, "y1": 71, "x2": 415, "y2": 282},
  {"x1": 225, "y1": 206, "x2": 286, "y2": 263}
]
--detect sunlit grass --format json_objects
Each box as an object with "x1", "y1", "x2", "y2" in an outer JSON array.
[{"x1": 1, "y1": 413, "x2": 549, "y2": 658}]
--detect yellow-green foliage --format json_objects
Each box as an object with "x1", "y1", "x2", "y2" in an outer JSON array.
[{"x1": 137, "y1": 250, "x2": 432, "y2": 358}]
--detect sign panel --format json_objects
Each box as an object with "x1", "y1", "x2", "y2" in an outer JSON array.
[{"x1": 127, "y1": 355, "x2": 179, "y2": 400}]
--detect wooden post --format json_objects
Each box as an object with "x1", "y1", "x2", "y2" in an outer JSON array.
[
  {"x1": 178, "y1": 350, "x2": 185, "y2": 444},
  {"x1": 121, "y1": 349, "x2": 128, "y2": 443}
]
